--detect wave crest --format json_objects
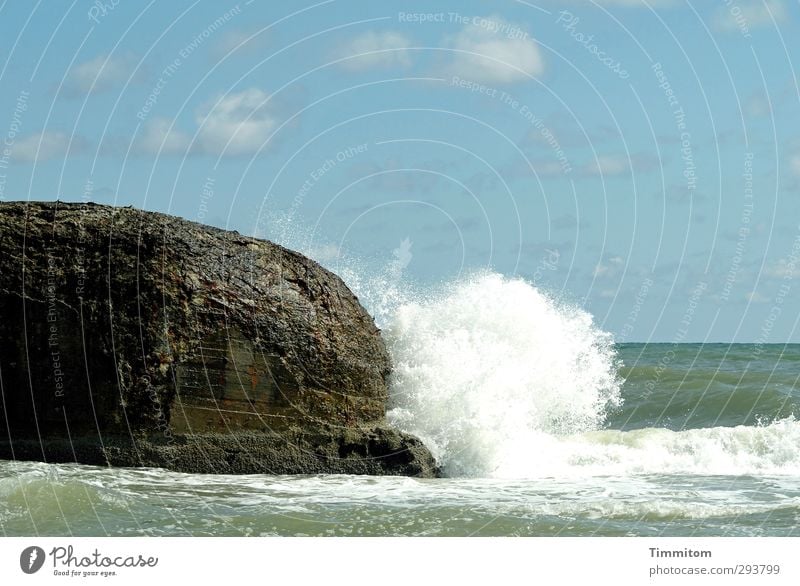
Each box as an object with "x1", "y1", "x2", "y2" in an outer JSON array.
[{"x1": 384, "y1": 272, "x2": 622, "y2": 477}]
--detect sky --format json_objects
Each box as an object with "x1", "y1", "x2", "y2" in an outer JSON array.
[{"x1": 0, "y1": 0, "x2": 799, "y2": 342}]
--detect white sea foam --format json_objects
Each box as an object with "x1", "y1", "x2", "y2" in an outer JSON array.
[
  {"x1": 485, "y1": 418, "x2": 800, "y2": 478},
  {"x1": 383, "y1": 272, "x2": 622, "y2": 477}
]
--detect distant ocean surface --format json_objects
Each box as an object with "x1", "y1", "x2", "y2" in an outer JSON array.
[{"x1": 2, "y1": 275, "x2": 800, "y2": 536}]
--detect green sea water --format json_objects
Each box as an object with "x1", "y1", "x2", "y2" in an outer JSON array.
[{"x1": 2, "y1": 343, "x2": 800, "y2": 537}]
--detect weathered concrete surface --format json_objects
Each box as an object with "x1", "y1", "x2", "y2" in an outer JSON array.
[{"x1": 0, "y1": 201, "x2": 438, "y2": 477}]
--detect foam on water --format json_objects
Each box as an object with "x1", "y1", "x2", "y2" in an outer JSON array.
[{"x1": 491, "y1": 419, "x2": 800, "y2": 478}]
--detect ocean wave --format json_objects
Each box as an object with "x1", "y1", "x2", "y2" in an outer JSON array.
[
  {"x1": 611, "y1": 361, "x2": 799, "y2": 430},
  {"x1": 382, "y1": 272, "x2": 621, "y2": 477},
  {"x1": 491, "y1": 418, "x2": 800, "y2": 478}
]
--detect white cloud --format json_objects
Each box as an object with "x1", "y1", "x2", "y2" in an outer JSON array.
[
  {"x1": 137, "y1": 88, "x2": 278, "y2": 157},
  {"x1": 582, "y1": 155, "x2": 631, "y2": 176},
  {"x1": 599, "y1": 0, "x2": 676, "y2": 5},
  {"x1": 337, "y1": 31, "x2": 412, "y2": 71},
  {"x1": 713, "y1": 0, "x2": 786, "y2": 33},
  {"x1": 746, "y1": 291, "x2": 770, "y2": 304},
  {"x1": 594, "y1": 256, "x2": 624, "y2": 278},
  {"x1": 13, "y1": 131, "x2": 82, "y2": 162},
  {"x1": 195, "y1": 89, "x2": 277, "y2": 155},
  {"x1": 66, "y1": 54, "x2": 138, "y2": 96},
  {"x1": 790, "y1": 153, "x2": 800, "y2": 176},
  {"x1": 531, "y1": 160, "x2": 568, "y2": 176},
  {"x1": 745, "y1": 91, "x2": 772, "y2": 117},
  {"x1": 548, "y1": 0, "x2": 677, "y2": 7},
  {"x1": 444, "y1": 16, "x2": 543, "y2": 83},
  {"x1": 136, "y1": 118, "x2": 191, "y2": 155},
  {"x1": 579, "y1": 154, "x2": 659, "y2": 177},
  {"x1": 763, "y1": 259, "x2": 800, "y2": 279},
  {"x1": 212, "y1": 29, "x2": 266, "y2": 59}
]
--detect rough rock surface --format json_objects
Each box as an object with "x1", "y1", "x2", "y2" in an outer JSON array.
[{"x1": 0, "y1": 201, "x2": 437, "y2": 477}]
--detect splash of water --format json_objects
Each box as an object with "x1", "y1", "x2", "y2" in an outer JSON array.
[{"x1": 382, "y1": 272, "x2": 622, "y2": 477}]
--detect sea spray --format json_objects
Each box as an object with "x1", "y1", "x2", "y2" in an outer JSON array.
[{"x1": 381, "y1": 272, "x2": 622, "y2": 477}]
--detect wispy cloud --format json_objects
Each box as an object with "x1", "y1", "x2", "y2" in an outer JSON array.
[
  {"x1": 598, "y1": 0, "x2": 676, "y2": 5},
  {"x1": 744, "y1": 90, "x2": 773, "y2": 117},
  {"x1": 137, "y1": 88, "x2": 279, "y2": 157},
  {"x1": 581, "y1": 155, "x2": 631, "y2": 177},
  {"x1": 763, "y1": 258, "x2": 800, "y2": 279},
  {"x1": 65, "y1": 53, "x2": 140, "y2": 97},
  {"x1": 497, "y1": 158, "x2": 571, "y2": 179},
  {"x1": 789, "y1": 153, "x2": 800, "y2": 176},
  {"x1": 594, "y1": 255, "x2": 625, "y2": 278},
  {"x1": 579, "y1": 154, "x2": 659, "y2": 177},
  {"x1": 136, "y1": 118, "x2": 192, "y2": 155},
  {"x1": 336, "y1": 31, "x2": 413, "y2": 71},
  {"x1": 530, "y1": 160, "x2": 570, "y2": 176},
  {"x1": 195, "y1": 89, "x2": 278, "y2": 155},
  {"x1": 442, "y1": 15, "x2": 543, "y2": 84},
  {"x1": 746, "y1": 290, "x2": 770, "y2": 304},
  {"x1": 345, "y1": 159, "x2": 443, "y2": 194},
  {"x1": 546, "y1": 0, "x2": 677, "y2": 6},
  {"x1": 12, "y1": 131, "x2": 85, "y2": 162},
  {"x1": 211, "y1": 29, "x2": 267, "y2": 59},
  {"x1": 712, "y1": 0, "x2": 786, "y2": 33}
]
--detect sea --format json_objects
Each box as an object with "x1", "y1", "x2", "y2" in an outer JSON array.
[{"x1": 2, "y1": 272, "x2": 800, "y2": 537}]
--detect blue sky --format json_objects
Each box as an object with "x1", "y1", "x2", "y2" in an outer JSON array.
[{"x1": 0, "y1": 0, "x2": 799, "y2": 342}]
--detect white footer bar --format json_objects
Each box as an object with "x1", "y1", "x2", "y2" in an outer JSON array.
[{"x1": 1, "y1": 537, "x2": 798, "y2": 585}]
